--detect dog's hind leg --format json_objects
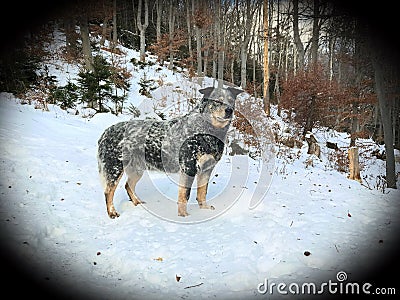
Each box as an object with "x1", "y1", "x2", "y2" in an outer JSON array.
[
  {"x1": 104, "y1": 173, "x2": 123, "y2": 219},
  {"x1": 125, "y1": 171, "x2": 144, "y2": 206}
]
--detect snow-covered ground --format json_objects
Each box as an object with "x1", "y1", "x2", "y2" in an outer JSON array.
[{"x1": 1, "y1": 36, "x2": 399, "y2": 299}]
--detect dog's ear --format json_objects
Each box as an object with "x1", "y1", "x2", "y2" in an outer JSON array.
[
  {"x1": 199, "y1": 87, "x2": 214, "y2": 98},
  {"x1": 227, "y1": 87, "x2": 243, "y2": 99}
]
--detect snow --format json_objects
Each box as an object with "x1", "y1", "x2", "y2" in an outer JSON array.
[{"x1": 1, "y1": 34, "x2": 400, "y2": 299}]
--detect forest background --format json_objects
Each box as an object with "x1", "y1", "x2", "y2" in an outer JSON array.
[{"x1": 0, "y1": 0, "x2": 399, "y2": 187}]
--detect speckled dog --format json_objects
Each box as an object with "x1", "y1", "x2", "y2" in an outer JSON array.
[{"x1": 97, "y1": 86, "x2": 243, "y2": 218}]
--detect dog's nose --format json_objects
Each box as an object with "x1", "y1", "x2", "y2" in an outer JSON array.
[{"x1": 225, "y1": 107, "x2": 233, "y2": 117}]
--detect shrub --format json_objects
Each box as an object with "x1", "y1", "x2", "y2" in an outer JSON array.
[
  {"x1": 127, "y1": 103, "x2": 141, "y2": 118},
  {"x1": 138, "y1": 73, "x2": 156, "y2": 97},
  {"x1": 281, "y1": 65, "x2": 346, "y2": 136},
  {"x1": 49, "y1": 81, "x2": 79, "y2": 110}
]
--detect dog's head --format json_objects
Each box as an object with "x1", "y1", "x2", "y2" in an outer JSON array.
[{"x1": 198, "y1": 87, "x2": 243, "y2": 128}]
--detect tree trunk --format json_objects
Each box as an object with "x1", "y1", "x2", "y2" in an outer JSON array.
[
  {"x1": 64, "y1": 17, "x2": 77, "y2": 57},
  {"x1": 284, "y1": 38, "x2": 289, "y2": 82},
  {"x1": 293, "y1": 0, "x2": 304, "y2": 70},
  {"x1": 311, "y1": 0, "x2": 320, "y2": 65},
  {"x1": 230, "y1": 59, "x2": 234, "y2": 84},
  {"x1": 186, "y1": 0, "x2": 193, "y2": 62},
  {"x1": 328, "y1": 35, "x2": 335, "y2": 81},
  {"x1": 156, "y1": 0, "x2": 162, "y2": 42},
  {"x1": 168, "y1": 3, "x2": 175, "y2": 70},
  {"x1": 212, "y1": 56, "x2": 217, "y2": 79},
  {"x1": 349, "y1": 103, "x2": 359, "y2": 147},
  {"x1": 216, "y1": 0, "x2": 224, "y2": 88},
  {"x1": 372, "y1": 48, "x2": 397, "y2": 189},
  {"x1": 195, "y1": 26, "x2": 202, "y2": 77},
  {"x1": 137, "y1": 0, "x2": 149, "y2": 62},
  {"x1": 348, "y1": 147, "x2": 362, "y2": 182},
  {"x1": 275, "y1": 70, "x2": 281, "y2": 116},
  {"x1": 203, "y1": 48, "x2": 209, "y2": 77},
  {"x1": 240, "y1": 0, "x2": 253, "y2": 89},
  {"x1": 304, "y1": 96, "x2": 316, "y2": 136},
  {"x1": 253, "y1": 52, "x2": 257, "y2": 98},
  {"x1": 79, "y1": 14, "x2": 93, "y2": 71},
  {"x1": 263, "y1": 0, "x2": 270, "y2": 115},
  {"x1": 112, "y1": 0, "x2": 117, "y2": 47},
  {"x1": 240, "y1": 45, "x2": 248, "y2": 88},
  {"x1": 100, "y1": 15, "x2": 108, "y2": 46}
]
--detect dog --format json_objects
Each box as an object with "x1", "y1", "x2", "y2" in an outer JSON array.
[{"x1": 97, "y1": 86, "x2": 243, "y2": 218}]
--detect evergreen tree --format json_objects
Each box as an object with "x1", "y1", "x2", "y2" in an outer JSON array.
[
  {"x1": 77, "y1": 55, "x2": 113, "y2": 112},
  {"x1": 0, "y1": 48, "x2": 41, "y2": 94}
]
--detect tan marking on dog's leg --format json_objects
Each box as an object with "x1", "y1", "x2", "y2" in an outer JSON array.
[
  {"x1": 125, "y1": 172, "x2": 144, "y2": 206},
  {"x1": 177, "y1": 172, "x2": 194, "y2": 217},
  {"x1": 196, "y1": 154, "x2": 216, "y2": 210},
  {"x1": 178, "y1": 185, "x2": 189, "y2": 217},
  {"x1": 104, "y1": 174, "x2": 123, "y2": 219},
  {"x1": 197, "y1": 183, "x2": 208, "y2": 208},
  {"x1": 196, "y1": 171, "x2": 214, "y2": 210},
  {"x1": 105, "y1": 187, "x2": 120, "y2": 219}
]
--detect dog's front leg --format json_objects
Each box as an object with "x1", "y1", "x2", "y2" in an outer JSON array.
[
  {"x1": 196, "y1": 170, "x2": 215, "y2": 210},
  {"x1": 178, "y1": 172, "x2": 194, "y2": 217}
]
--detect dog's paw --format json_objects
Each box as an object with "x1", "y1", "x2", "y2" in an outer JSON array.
[
  {"x1": 198, "y1": 202, "x2": 215, "y2": 210},
  {"x1": 178, "y1": 208, "x2": 189, "y2": 217},
  {"x1": 178, "y1": 202, "x2": 189, "y2": 217},
  {"x1": 178, "y1": 211, "x2": 189, "y2": 217},
  {"x1": 108, "y1": 211, "x2": 120, "y2": 219},
  {"x1": 131, "y1": 199, "x2": 146, "y2": 206}
]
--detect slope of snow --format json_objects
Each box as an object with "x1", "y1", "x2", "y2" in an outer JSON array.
[{"x1": 1, "y1": 91, "x2": 399, "y2": 299}]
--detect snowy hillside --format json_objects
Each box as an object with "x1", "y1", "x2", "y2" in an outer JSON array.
[{"x1": 1, "y1": 35, "x2": 399, "y2": 299}]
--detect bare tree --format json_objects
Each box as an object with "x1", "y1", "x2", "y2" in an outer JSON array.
[
  {"x1": 112, "y1": 0, "x2": 118, "y2": 47},
  {"x1": 372, "y1": 47, "x2": 398, "y2": 189},
  {"x1": 216, "y1": 0, "x2": 225, "y2": 88},
  {"x1": 193, "y1": 0, "x2": 204, "y2": 79},
  {"x1": 310, "y1": 0, "x2": 320, "y2": 65},
  {"x1": 168, "y1": 1, "x2": 176, "y2": 69},
  {"x1": 156, "y1": 0, "x2": 162, "y2": 42},
  {"x1": 137, "y1": 0, "x2": 149, "y2": 62},
  {"x1": 263, "y1": 0, "x2": 270, "y2": 115},
  {"x1": 64, "y1": 17, "x2": 78, "y2": 57},
  {"x1": 186, "y1": 0, "x2": 193, "y2": 61},
  {"x1": 293, "y1": 0, "x2": 304, "y2": 69},
  {"x1": 240, "y1": 0, "x2": 257, "y2": 89},
  {"x1": 79, "y1": 12, "x2": 93, "y2": 71}
]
